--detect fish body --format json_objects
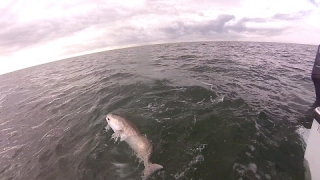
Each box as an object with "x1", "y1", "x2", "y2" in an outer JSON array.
[{"x1": 106, "y1": 114, "x2": 163, "y2": 180}]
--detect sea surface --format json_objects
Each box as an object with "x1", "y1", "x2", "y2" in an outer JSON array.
[{"x1": 0, "y1": 41, "x2": 318, "y2": 180}]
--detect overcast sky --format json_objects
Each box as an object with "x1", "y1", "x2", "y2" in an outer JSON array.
[{"x1": 0, "y1": 0, "x2": 320, "y2": 75}]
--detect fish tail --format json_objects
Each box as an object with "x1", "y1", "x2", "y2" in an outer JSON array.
[{"x1": 142, "y1": 163, "x2": 163, "y2": 180}]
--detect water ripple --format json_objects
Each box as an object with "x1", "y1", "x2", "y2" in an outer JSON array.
[{"x1": 0, "y1": 41, "x2": 316, "y2": 180}]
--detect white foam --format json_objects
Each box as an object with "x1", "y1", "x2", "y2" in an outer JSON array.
[
  {"x1": 296, "y1": 125, "x2": 310, "y2": 145},
  {"x1": 233, "y1": 162, "x2": 259, "y2": 178},
  {"x1": 265, "y1": 174, "x2": 271, "y2": 179},
  {"x1": 195, "y1": 143, "x2": 207, "y2": 152},
  {"x1": 210, "y1": 95, "x2": 224, "y2": 103},
  {"x1": 248, "y1": 163, "x2": 257, "y2": 173},
  {"x1": 174, "y1": 168, "x2": 188, "y2": 179},
  {"x1": 174, "y1": 155, "x2": 204, "y2": 179},
  {"x1": 196, "y1": 98, "x2": 205, "y2": 104},
  {"x1": 200, "y1": 81, "x2": 213, "y2": 86},
  {"x1": 111, "y1": 162, "x2": 132, "y2": 179},
  {"x1": 245, "y1": 152, "x2": 252, "y2": 157},
  {"x1": 188, "y1": 155, "x2": 204, "y2": 166},
  {"x1": 249, "y1": 145, "x2": 255, "y2": 151}
]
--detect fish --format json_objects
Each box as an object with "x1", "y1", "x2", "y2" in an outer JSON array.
[{"x1": 106, "y1": 114, "x2": 163, "y2": 180}]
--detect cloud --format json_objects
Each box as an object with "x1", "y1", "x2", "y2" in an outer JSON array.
[
  {"x1": 0, "y1": 0, "x2": 316, "y2": 57},
  {"x1": 272, "y1": 11, "x2": 310, "y2": 21},
  {"x1": 0, "y1": 0, "x2": 103, "y2": 55},
  {"x1": 1, "y1": 8, "x2": 301, "y2": 58},
  {"x1": 308, "y1": 0, "x2": 319, "y2": 6},
  {"x1": 0, "y1": 13, "x2": 99, "y2": 55},
  {"x1": 161, "y1": 14, "x2": 235, "y2": 40},
  {"x1": 160, "y1": 14, "x2": 288, "y2": 42}
]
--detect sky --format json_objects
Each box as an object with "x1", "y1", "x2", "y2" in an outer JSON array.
[{"x1": 0, "y1": 0, "x2": 320, "y2": 75}]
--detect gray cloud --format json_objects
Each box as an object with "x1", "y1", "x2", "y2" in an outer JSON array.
[
  {"x1": 230, "y1": 17, "x2": 285, "y2": 35},
  {"x1": 0, "y1": 2, "x2": 101, "y2": 55},
  {"x1": 0, "y1": 0, "x2": 156, "y2": 56},
  {"x1": 161, "y1": 14, "x2": 285, "y2": 41},
  {"x1": 56, "y1": 13, "x2": 291, "y2": 56},
  {"x1": 272, "y1": 11, "x2": 310, "y2": 20},
  {"x1": 0, "y1": 1, "x2": 315, "y2": 59},
  {"x1": 162, "y1": 15, "x2": 235, "y2": 38},
  {"x1": 308, "y1": 0, "x2": 319, "y2": 6}
]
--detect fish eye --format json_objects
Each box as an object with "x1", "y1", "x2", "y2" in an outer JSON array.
[{"x1": 107, "y1": 118, "x2": 110, "y2": 120}]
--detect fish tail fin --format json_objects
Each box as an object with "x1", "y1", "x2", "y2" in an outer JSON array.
[{"x1": 142, "y1": 163, "x2": 163, "y2": 180}]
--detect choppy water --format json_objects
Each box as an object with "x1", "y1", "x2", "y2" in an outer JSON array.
[{"x1": 0, "y1": 41, "x2": 317, "y2": 180}]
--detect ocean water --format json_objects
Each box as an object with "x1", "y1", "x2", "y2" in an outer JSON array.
[{"x1": 0, "y1": 41, "x2": 317, "y2": 180}]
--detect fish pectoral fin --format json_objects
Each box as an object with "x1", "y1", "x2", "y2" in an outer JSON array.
[
  {"x1": 120, "y1": 133, "x2": 127, "y2": 141},
  {"x1": 105, "y1": 124, "x2": 111, "y2": 132},
  {"x1": 111, "y1": 130, "x2": 122, "y2": 142}
]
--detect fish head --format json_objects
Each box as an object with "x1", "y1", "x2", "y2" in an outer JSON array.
[{"x1": 106, "y1": 114, "x2": 125, "y2": 131}]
